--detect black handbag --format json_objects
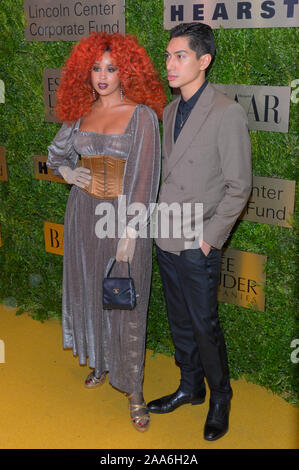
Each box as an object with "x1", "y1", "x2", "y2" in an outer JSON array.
[{"x1": 102, "y1": 258, "x2": 136, "y2": 310}]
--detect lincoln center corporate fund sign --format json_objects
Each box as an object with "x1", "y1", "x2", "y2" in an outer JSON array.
[
  {"x1": 24, "y1": 0, "x2": 125, "y2": 41},
  {"x1": 164, "y1": 0, "x2": 299, "y2": 29},
  {"x1": 240, "y1": 175, "x2": 296, "y2": 228}
]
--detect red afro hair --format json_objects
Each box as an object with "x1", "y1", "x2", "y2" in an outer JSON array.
[{"x1": 55, "y1": 32, "x2": 166, "y2": 122}]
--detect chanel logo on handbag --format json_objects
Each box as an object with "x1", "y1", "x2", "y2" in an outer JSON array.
[{"x1": 103, "y1": 258, "x2": 136, "y2": 310}]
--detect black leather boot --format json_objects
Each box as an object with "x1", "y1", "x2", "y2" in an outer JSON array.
[
  {"x1": 147, "y1": 387, "x2": 206, "y2": 414},
  {"x1": 204, "y1": 400, "x2": 230, "y2": 441}
]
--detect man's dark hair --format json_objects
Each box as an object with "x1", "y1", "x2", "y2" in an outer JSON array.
[{"x1": 170, "y1": 22, "x2": 216, "y2": 61}]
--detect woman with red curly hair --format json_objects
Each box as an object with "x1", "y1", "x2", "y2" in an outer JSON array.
[{"x1": 47, "y1": 32, "x2": 166, "y2": 433}]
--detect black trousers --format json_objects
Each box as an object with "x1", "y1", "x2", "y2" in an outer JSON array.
[{"x1": 156, "y1": 244, "x2": 232, "y2": 404}]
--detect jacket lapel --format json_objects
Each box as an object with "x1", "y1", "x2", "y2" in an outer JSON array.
[
  {"x1": 164, "y1": 83, "x2": 215, "y2": 180},
  {"x1": 163, "y1": 96, "x2": 180, "y2": 159}
]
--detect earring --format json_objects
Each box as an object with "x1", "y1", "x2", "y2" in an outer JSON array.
[
  {"x1": 120, "y1": 84, "x2": 123, "y2": 102},
  {"x1": 92, "y1": 89, "x2": 97, "y2": 101}
]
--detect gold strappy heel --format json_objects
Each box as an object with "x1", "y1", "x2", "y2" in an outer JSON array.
[
  {"x1": 128, "y1": 393, "x2": 150, "y2": 433},
  {"x1": 84, "y1": 370, "x2": 106, "y2": 389}
]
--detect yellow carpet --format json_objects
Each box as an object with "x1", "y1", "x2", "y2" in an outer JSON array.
[{"x1": 0, "y1": 303, "x2": 298, "y2": 449}]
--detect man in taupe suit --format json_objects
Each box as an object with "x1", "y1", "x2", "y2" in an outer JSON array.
[{"x1": 147, "y1": 23, "x2": 252, "y2": 441}]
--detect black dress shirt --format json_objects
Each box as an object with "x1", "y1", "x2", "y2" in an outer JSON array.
[{"x1": 174, "y1": 80, "x2": 209, "y2": 143}]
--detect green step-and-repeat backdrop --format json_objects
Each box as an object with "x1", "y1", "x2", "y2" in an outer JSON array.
[{"x1": 0, "y1": 0, "x2": 298, "y2": 403}]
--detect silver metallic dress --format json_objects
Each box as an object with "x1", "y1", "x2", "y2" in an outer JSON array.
[{"x1": 47, "y1": 105, "x2": 161, "y2": 394}]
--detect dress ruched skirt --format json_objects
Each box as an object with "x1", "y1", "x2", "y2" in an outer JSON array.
[{"x1": 62, "y1": 185, "x2": 153, "y2": 394}]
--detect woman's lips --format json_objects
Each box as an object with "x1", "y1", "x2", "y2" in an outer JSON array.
[{"x1": 98, "y1": 83, "x2": 108, "y2": 89}]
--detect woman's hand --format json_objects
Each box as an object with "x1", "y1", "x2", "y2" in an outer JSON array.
[
  {"x1": 116, "y1": 226, "x2": 137, "y2": 263},
  {"x1": 59, "y1": 165, "x2": 91, "y2": 188}
]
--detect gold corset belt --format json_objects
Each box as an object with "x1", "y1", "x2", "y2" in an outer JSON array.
[{"x1": 80, "y1": 155, "x2": 126, "y2": 199}]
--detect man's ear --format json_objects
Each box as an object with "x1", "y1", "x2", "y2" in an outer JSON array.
[{"x1": 199, "y1": 54, "x2": 212, "y2": 71}]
